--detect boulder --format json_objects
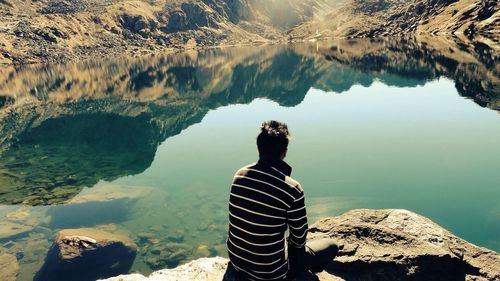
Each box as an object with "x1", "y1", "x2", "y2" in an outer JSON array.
[
  {"x1": 100, "y1": 257, "x2": 232, "y2": 281},
  {"x1": 100, "y1": 209, "x2": 499, "y2": 281},
  {"x1": 0, "y1": 253, "x2": 19, "y2": 281},
  {"x1": 120, "y1": 14, "x2": 153, "y2": 34},
  {"x1": 166, "y1": 10, "x2": 188, "y2": 32},
  {"x1": 35, "y1": 228, "x2": 137, "y2": 281},
  {"x1": 33, "y1": 27, "x2": 68, "y2": 43},
  {"x1": 308, "y1": 209, "x2": 500, "y2": 281}
]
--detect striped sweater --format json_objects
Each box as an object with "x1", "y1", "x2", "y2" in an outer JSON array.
[{"x1": 226, "y1": 159, "x2": 308, "y2": 281}]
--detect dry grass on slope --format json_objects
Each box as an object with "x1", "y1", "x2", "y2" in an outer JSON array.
[
  {"x1": 0, "y1": 0, "x2": 271, "y2": 64},
  {"x1": 0, "y1": 0, "x2": 338, "y2": 65},
  {"x1": 290, "y1": 0, "x2": 499, "y2": 41}
]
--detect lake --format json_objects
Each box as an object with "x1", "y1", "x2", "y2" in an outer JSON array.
[{"x1": 0, "y1": 37, "x2": 499, "y2": 281}]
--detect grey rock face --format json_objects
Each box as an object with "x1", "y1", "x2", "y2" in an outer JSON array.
[
  {"x1": 35, "y1": 228, "x2": 138, "y2": 281},
  {"x1": 102, "y1": 257, "x2": 232, "y2": 281},
  {"x1": 308, "y1": 209, "x2": 500, "y2": 281},
  {"x1": 100, "y1": 209, "x2": 499, "y2": 281}
]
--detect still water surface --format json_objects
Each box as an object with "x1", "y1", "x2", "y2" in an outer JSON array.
[{"x1": 0, "y1": 38, "x2": 499, "y2": 280}]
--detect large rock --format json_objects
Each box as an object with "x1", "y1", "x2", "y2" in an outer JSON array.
[
  {"x1": 35, "y1": 228, "x2": 137, "y2": 281},
  {"x1": 309, "y1": 209, "x2": 500, "y2": 281},
  {"x1": 0, "y1": 253, "x2": 19, "y2": 281},
  {"x1": 100, "y1": 209, "x2": 499, "y2": 281},
  {"x1": 101, "y1": 257, "x2": 231, "y2": 281}
]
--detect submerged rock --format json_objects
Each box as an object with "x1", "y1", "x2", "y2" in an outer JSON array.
[
  {"x1": 166, "y1": 232, "x2": 185, "y2": 243},
  {"x1": 195, "y1": 244, "x2": 210, "y2": 257},
  {"x1": 0, "y1": 221, "x2": 33, "y2": 240},
  {"x1": 0, "y1": 113, "x2": 161, "y2": 206},
  {"x1": 68, "y1": 184, "x2": 151, "y2": 204},
  {"x1": 35, "y1": 228, "x2": 137, "y2": 281},
  {"x1": 100, "y1": 209, "x2": 500, "y2": 281},
  {"x1": 144, "y1": 242, "x2": 194, "y2": 270},
  {"x1": 0, "y1": 253, "x2": 19, "y2": 281}
]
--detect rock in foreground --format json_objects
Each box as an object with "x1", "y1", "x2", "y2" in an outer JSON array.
[
  {"x1": 35, "y1": 228, "x2": 137, "y2": 281},
  {"x1": 101, "y1": 209, "x2": 499, "y2": 281},
  {"x1": 101, "y1": 257, "x2": 231, "y2": 281},
  {"x1": 310, "y1": 209, "x2": 500, "y2": 281}
]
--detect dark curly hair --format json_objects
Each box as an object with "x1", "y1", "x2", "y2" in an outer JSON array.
[{"x1": 257, "y1": 120, "x2": 290, "y2": 159}]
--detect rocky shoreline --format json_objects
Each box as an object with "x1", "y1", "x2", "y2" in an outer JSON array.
[{"x1": 26, "y1": 209, "x2": 497, "y2": 281}]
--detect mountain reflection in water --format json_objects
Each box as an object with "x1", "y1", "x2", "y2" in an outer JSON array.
[{"x1": 0, "y1": 36, "x2": 498, "y2": 206}]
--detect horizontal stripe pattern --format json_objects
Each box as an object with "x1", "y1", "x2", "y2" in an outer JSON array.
[{"x1": 227, "y1": 162, "x2": 308, "y2": 280}]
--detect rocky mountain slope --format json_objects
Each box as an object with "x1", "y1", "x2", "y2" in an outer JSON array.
[
  {"x1": 290, "y1": 0, "x2": 499, "y2": 41},
  {"x1": 0, "y1": 0, "x2": 338, "y2": 64},
  {"x1": 0, "y1": 0, "x2": 497, "y2": 65}
]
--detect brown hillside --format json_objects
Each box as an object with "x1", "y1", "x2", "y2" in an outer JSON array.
[
  {"x1": 0, "y1": 0, "x2": 337, "y2": 64},
  {"x1": 290, "y1": 0, "x2": 499, "y2": 41},
  {"x1": 0, "y1": 0, "x2": 497, "y2": 65}
]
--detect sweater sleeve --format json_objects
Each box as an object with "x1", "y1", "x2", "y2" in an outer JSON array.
[{"x1": 286, "y1": 186, "x2": 308, "y2": 248}]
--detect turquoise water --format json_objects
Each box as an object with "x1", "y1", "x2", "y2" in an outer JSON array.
[{"x1": 0, "y1": 39, "x2": 499, "y2": 280}]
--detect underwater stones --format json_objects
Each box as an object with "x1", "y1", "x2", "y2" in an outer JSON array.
[
  {"x1": 47, "y1": 185, "x2": 153, "y2": 228},
  {"x1": 35, "y1": 228, "x2": 137, "y2": 281},
  {"x1": 0, "y1": 221, "x2": 33, "y2": 240},
  {"x1": 0, "y1": 113, "x2": 160, "y2": 206},
  {"x1": 195, "y1": 244, "x2": 210, "y2": 257},
  {"x1": 144, "y1": 242, "x2": 193, "y2": 270},
  {"x1": 3, "y1": 233, "x2": 52, "y2": 280},
  {"x1": 0, "y1": 253, "x2": 19, "y2": 281},
  {"x1": 137, "y1": 232, "x2": 155, "y2": 243},
  {"x1": 135, "y1": 227, "x2": 197, "y2": 270},
  {"x1": 149, "y1": 224, "x2": 164, "y2": 232},
  {"x1": 5, "y1": 208, "x2": 30, "y2": 221},
  {"x1": 212, "y1": 243, "x2": 227, "y2": 256},
  {"x1": 167, "y1": 232, "x2": 184, "y2": 243},
  {"x1": 68, "y1": 184, "x2": 151, "y2": 204},
  {"x1": 13, "y1": 233, "x2": 52, "y2": 262},
  {"x1": 47, "y1": 200, "x2": 130, "y2": 229},
  {"x1": 103, "y1": 210, "x2": 500, "y2": 281},
  {"x1": 4, "y1": 206, "x2": 50, "y2": 227}
]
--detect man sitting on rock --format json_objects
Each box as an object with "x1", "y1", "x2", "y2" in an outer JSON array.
[{"x1": 226, "y1": 120, "x2": 339, "y2": 280}]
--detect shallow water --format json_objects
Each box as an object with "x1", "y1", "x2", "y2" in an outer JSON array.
[{"x1": 0, "y1": 37, "x2": 499, "y2": 280}]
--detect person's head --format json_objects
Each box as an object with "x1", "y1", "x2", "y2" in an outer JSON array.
[{"x1": 257, "y1": 120, "x2": 290, "y2": 160}]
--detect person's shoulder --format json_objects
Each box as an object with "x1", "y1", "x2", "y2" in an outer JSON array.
[
  {"x1": 284, "y1": 176, "x2": 304, "y2": 195},
  {"x1": 234, "y1": 162, "x2": 257, "y2": 177}
]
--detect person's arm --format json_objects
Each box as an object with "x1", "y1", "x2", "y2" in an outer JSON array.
[
  {"x1": 287, "y1": 186, "x2": 308, "y2": 275},
  {"x1": 287, "y1": 189, "x2": 308, "y2": 247}
]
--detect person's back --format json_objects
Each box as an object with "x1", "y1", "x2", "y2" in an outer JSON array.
[
  {"x1": 226, "y1": 121, "x2": 339, "y2": 281},
  {"x1": 227, "y1": 160, "x2": 307, "y2": 280}
]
